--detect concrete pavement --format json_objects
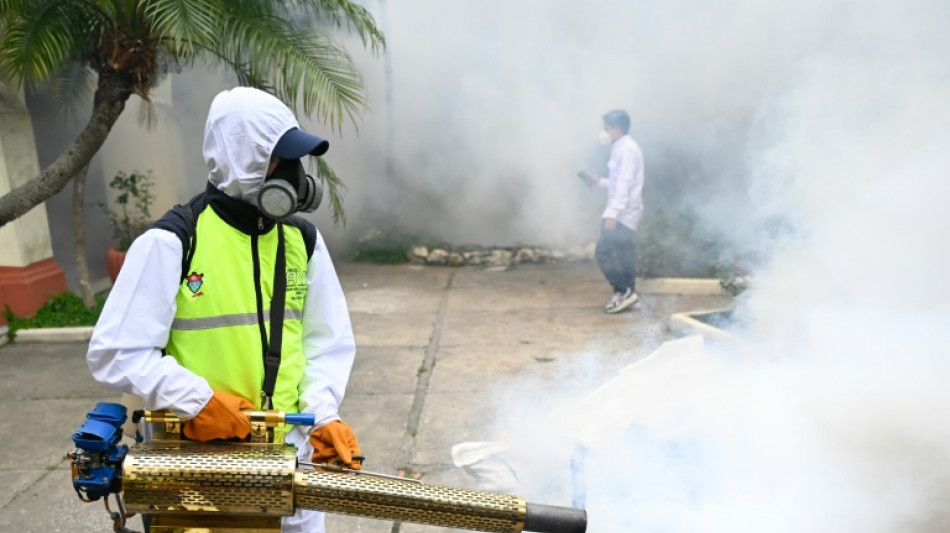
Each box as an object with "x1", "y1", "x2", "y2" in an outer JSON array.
[{"x1": 0, "y1": 261, "x2": 731, "y2": 533}]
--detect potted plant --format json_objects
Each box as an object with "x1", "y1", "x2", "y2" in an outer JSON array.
[{"x1": 99, "y1": 170, "x2": 156, "y2": 282}]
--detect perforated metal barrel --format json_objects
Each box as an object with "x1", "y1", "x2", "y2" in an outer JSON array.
[
  {"x1": 122, "y1": 442, "x2": 296, "y2": 516},
  {"x1": 120, "y1": 442, "x2": 584, "y2": 532},
  {"x1": 294, "y1": 469, "x2": 527, "y2": 533}
]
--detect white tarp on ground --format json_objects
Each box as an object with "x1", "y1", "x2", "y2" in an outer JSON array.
[
  {"x1": 553, "y1": 334, "x2": 748, "y2": 450},
  {"x1": 453, "y1": 335, "x2": 726, "y2": 492}
]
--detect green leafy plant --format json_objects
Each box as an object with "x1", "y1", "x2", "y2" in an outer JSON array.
[
  {"x1": 634, "y1": 208, "x2": 728, "y2": 279},
  {"x1": 350, "y1": 228, "x2": 422, "y2": 264},
  {"x1": 99, "y1": 170, "x2": 156, "y2": 252},
  {"x1": 713, "y1": 257, "x2": 750, "y2": 296},
  {"x1": 0, "y1": 0, "x2": 385, "y2": 229},
  {"x1": 5, "y1": 292, "x2": 105, "y2": 341}
]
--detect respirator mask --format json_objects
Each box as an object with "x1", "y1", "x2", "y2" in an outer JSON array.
[
  {"x1": 598, "y1": 130, "x2": 612, "y2": 146},
  {"x1": 257, "y1": 158, "x2": 323, "y2": 220}
]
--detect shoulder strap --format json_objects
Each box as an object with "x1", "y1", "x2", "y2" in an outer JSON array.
[
  {"x1": 261, "y1": 217, "x2": 313, "y2": 409},
  {"x1": 262, "y1": 224, "x2": 286, "y2": 409},
  {"x1": 284, "y1": 215, "x2": 317, "y2": 259},
  {"x1": 150, "y1": 193, "x2": 208, "y2": 282}
]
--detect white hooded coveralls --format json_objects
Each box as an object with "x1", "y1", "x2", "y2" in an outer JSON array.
[{"x1": 87, "y1": 87, "x2": 355, "y2": 533}]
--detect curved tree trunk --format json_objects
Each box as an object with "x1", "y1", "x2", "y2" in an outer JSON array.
[
  {"x1": 73, "y1": 164, "x2": 95, "y2": 307},
  {"x1": 0, "y1": 69, "x2": 133, "y2": 229}
]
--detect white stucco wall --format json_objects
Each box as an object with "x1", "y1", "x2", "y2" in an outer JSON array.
[{"x1": 0, "y1": 81, "x2": 54, "y2": 268}]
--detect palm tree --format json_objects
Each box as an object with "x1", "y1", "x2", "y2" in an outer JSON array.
[{"x1": 0, "y1": 0, "x2": 385, "y2": 229}]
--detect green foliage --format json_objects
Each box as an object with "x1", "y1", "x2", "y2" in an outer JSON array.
[
  {"x1": 0, "y1": 1, "x2": 384, "y2": 128},
  {"x1": 350, "y1": 228, "x2": 419, "y2": 265},
  {"x1": 98, "y1": 170, "x2": 155, "y2": 252},
  {"x1": 5, "y1": 292, "x2": 105, "y2": 341},
  {"x1": 0, "y1": 0, "x2": 387, "y2": 225},
  {"x1": 313, "y1": 157, "x2": 347, "y2": 225},
  {"x1": 635, "y1": 209, "x2": 722, "y2": 278},
  {"x1": 713, "y1": 257, "x2": 750, "y2": 296},
  {"x1": 353, "y1": 248, "x2": 410, "y2": 265}
]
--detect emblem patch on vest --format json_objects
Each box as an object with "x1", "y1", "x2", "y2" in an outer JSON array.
[
  {"x1": 287, "y1": 268, "x2": 306, "y2": 302},
  {"x1": 186, "y1": 272, "x2": 205, "y2": 297}
]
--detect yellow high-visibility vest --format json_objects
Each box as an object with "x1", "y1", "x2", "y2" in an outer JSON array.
[{"x1": 165, "y1": 207, "x2": 310, "y2": 432}]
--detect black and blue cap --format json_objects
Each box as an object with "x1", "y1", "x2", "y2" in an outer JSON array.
[{"x1": 273, "y1": 127, "x2": 330, "y2": 158}]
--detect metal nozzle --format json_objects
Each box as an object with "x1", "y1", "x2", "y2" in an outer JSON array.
[{"x1": 524, "y1": 503, "x2": 587, "y2": 533}]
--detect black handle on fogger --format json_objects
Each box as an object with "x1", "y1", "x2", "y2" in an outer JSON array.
[{"x1": 525, "y1": 503, "x2": 587, "y2": 533}]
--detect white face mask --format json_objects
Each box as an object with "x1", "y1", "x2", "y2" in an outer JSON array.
[{"x1": 598, "y1": 130, "x2": 612, "y2": 146}]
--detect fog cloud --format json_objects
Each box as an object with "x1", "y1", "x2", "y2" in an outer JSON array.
[{"x1": 457, "y1": 1, "x2": 950, "y2": 531}]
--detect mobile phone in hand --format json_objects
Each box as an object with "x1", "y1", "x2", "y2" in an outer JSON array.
[{"x1": 577, "y1": 171, "x2": 596, "y2": 186}]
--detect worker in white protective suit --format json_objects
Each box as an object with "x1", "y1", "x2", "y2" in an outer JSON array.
[{"x1": 87, "y1": 86, "x2": 360, "y2": 533}]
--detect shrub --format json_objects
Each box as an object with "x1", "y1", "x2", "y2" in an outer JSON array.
[
  {"x1": 5, "y1": 292, "x2": 105, "y2": 341},
  {"x1": 350, "y1": 228, "x2": 424, "y2": 264},
  {"x1": 99, "y1": 170, "x2": 156, "y2": 252}
]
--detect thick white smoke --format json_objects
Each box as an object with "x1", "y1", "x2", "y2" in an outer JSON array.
[
  {"x1": 328, "y1": 0, "x2": 849, "y2": 249},
  {"x1": 468, "y1": 1, "x2": 950, "y2": 531}
]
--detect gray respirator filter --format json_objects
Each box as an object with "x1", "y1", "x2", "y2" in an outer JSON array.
[{"x1": 257, "y1": 159, "x2": 323, "y2": 220}]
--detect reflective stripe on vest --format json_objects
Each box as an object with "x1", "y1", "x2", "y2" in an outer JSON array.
[
  {"x1": 171, "y1": 308, "x2": 304, "y2": 330},
  {"x1": 165, "y1": 207, "x2": 310, "y2": 425}
]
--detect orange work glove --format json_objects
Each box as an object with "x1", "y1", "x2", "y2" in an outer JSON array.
[
  {"x1": 182, "y1": 390, "x2": 255, "y2": 442},
  {"x1": 309, "y1": 420, "x2": 363, "y2": 470}
]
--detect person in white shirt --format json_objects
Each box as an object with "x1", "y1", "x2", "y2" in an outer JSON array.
[
  {"x1": 587, "y1": 109, "x2": 645, "y2": 314},
  {"x1": 87, "y1": 87, "x2": 360, "y2": 533}
]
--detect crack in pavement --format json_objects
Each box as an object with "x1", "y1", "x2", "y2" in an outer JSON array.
[{"x1": 391, "y1": 269, "x2": 456, "y2": 533}]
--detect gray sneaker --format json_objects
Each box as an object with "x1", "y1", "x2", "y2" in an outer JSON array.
[
  {"x1": 607, "y1": 288, "x2": 638, "y2": 314},
  {"x1": 603, "y1": 291, "x2": 623, "y2": 312}
]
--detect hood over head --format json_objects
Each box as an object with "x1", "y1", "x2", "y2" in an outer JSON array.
[{"x1": 203, "y1": 87, "x2": 328, "y2": 204}]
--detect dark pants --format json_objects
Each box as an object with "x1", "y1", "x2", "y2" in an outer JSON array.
[{"x1": 595, "y1": 222, "x2": 637, "y2": 293}]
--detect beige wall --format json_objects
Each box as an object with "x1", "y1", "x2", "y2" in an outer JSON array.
[{"x1": 0, "y1": 81, "x2": 55, "y2": 268}]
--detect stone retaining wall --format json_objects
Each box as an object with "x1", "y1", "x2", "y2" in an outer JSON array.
[{"x1": 408, "y1": 243, "x2": 597, "y2": 267}]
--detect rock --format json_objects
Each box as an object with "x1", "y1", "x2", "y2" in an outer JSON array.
[
  {"x1": 463, "y1": 250, "x2": 489, "y2": 265},
  {"x1": 583, "y1": 242, "x2": 597, "y2": 260},
  {"x1": 487, "y1": 250, "x2": 513, "y2": 267},
  {"x1": 411, "y1": 246, "x2": 429, "y2": 258},
  {"x1": 514, "y1": 248, "x2": 537, "y2": 264},
  {"x1": 402, "y1": 242, "x2": 591, "y2": 267},
  {"x1": 427, "y1": 249, "x2": 449, "y2": 265}
]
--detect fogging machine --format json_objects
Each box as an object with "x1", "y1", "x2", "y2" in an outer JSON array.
[{"x1": 69, "y1": 402, "x2": 586, "y2": 533}]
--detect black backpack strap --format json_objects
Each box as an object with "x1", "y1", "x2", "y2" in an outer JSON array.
[
  {"x1": 262, "y1": 224, "x2": 286, "y2": 409},
  {"x1": 284, "y1": 215, "x2": 317, "y2": 259},
  {"x1": 261, "y1": 217, "x2": 312, "y2": 409},
  {"x1": 150, "y1": 192, "x2": 208, "y2": 282}
]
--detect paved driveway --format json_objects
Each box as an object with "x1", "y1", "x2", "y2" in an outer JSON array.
[{"x1": 0, "y1": 262, "x2": 730, "y2": 533}]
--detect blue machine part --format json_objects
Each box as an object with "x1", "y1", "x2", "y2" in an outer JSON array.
[
  {"x1": 71, "y1": 403, "x2": 129, "y2": 502},
  {"x1": 86, "y1": 402, "x2": 128, "y2": 426},
  {"x1": 70, "y1": 403, "x2": 316, "y2": 502},
  {"x1": 285, "y1": 412, "x2": 316, "y2": 426}
]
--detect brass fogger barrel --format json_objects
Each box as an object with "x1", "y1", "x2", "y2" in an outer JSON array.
[
  {"x1": 295, "y1": 468, "x2": 586, "y2": 533},
  {"x1": 121, "y1": 442, "x2": 586, "y2": 533}
]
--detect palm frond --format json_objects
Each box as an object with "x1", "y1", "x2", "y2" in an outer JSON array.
[
  {"x1": 49, "y1": 62, "x2": 96, "y2": 115},
  {"x1": 0, "y1": 1, "x2": 98, "y2": 86},
  {"x1": 0, "y1": 0, "x2": 27, "y2": 21},
  {"x1": 313, "y1": 157, "x2": 347, "y2": 225},
  {"x1": 144, "y1": 0, "x2": 221, "y2": 59},
  {"x1": 295, "y1": 0, "x2": 385, "y2": 55},
  {"x1": 279, "y1": 32, "x2": 365, "y2": 128},
  {"x1": 212, "y1": 13, "x2": 365, "y2": 130}
]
